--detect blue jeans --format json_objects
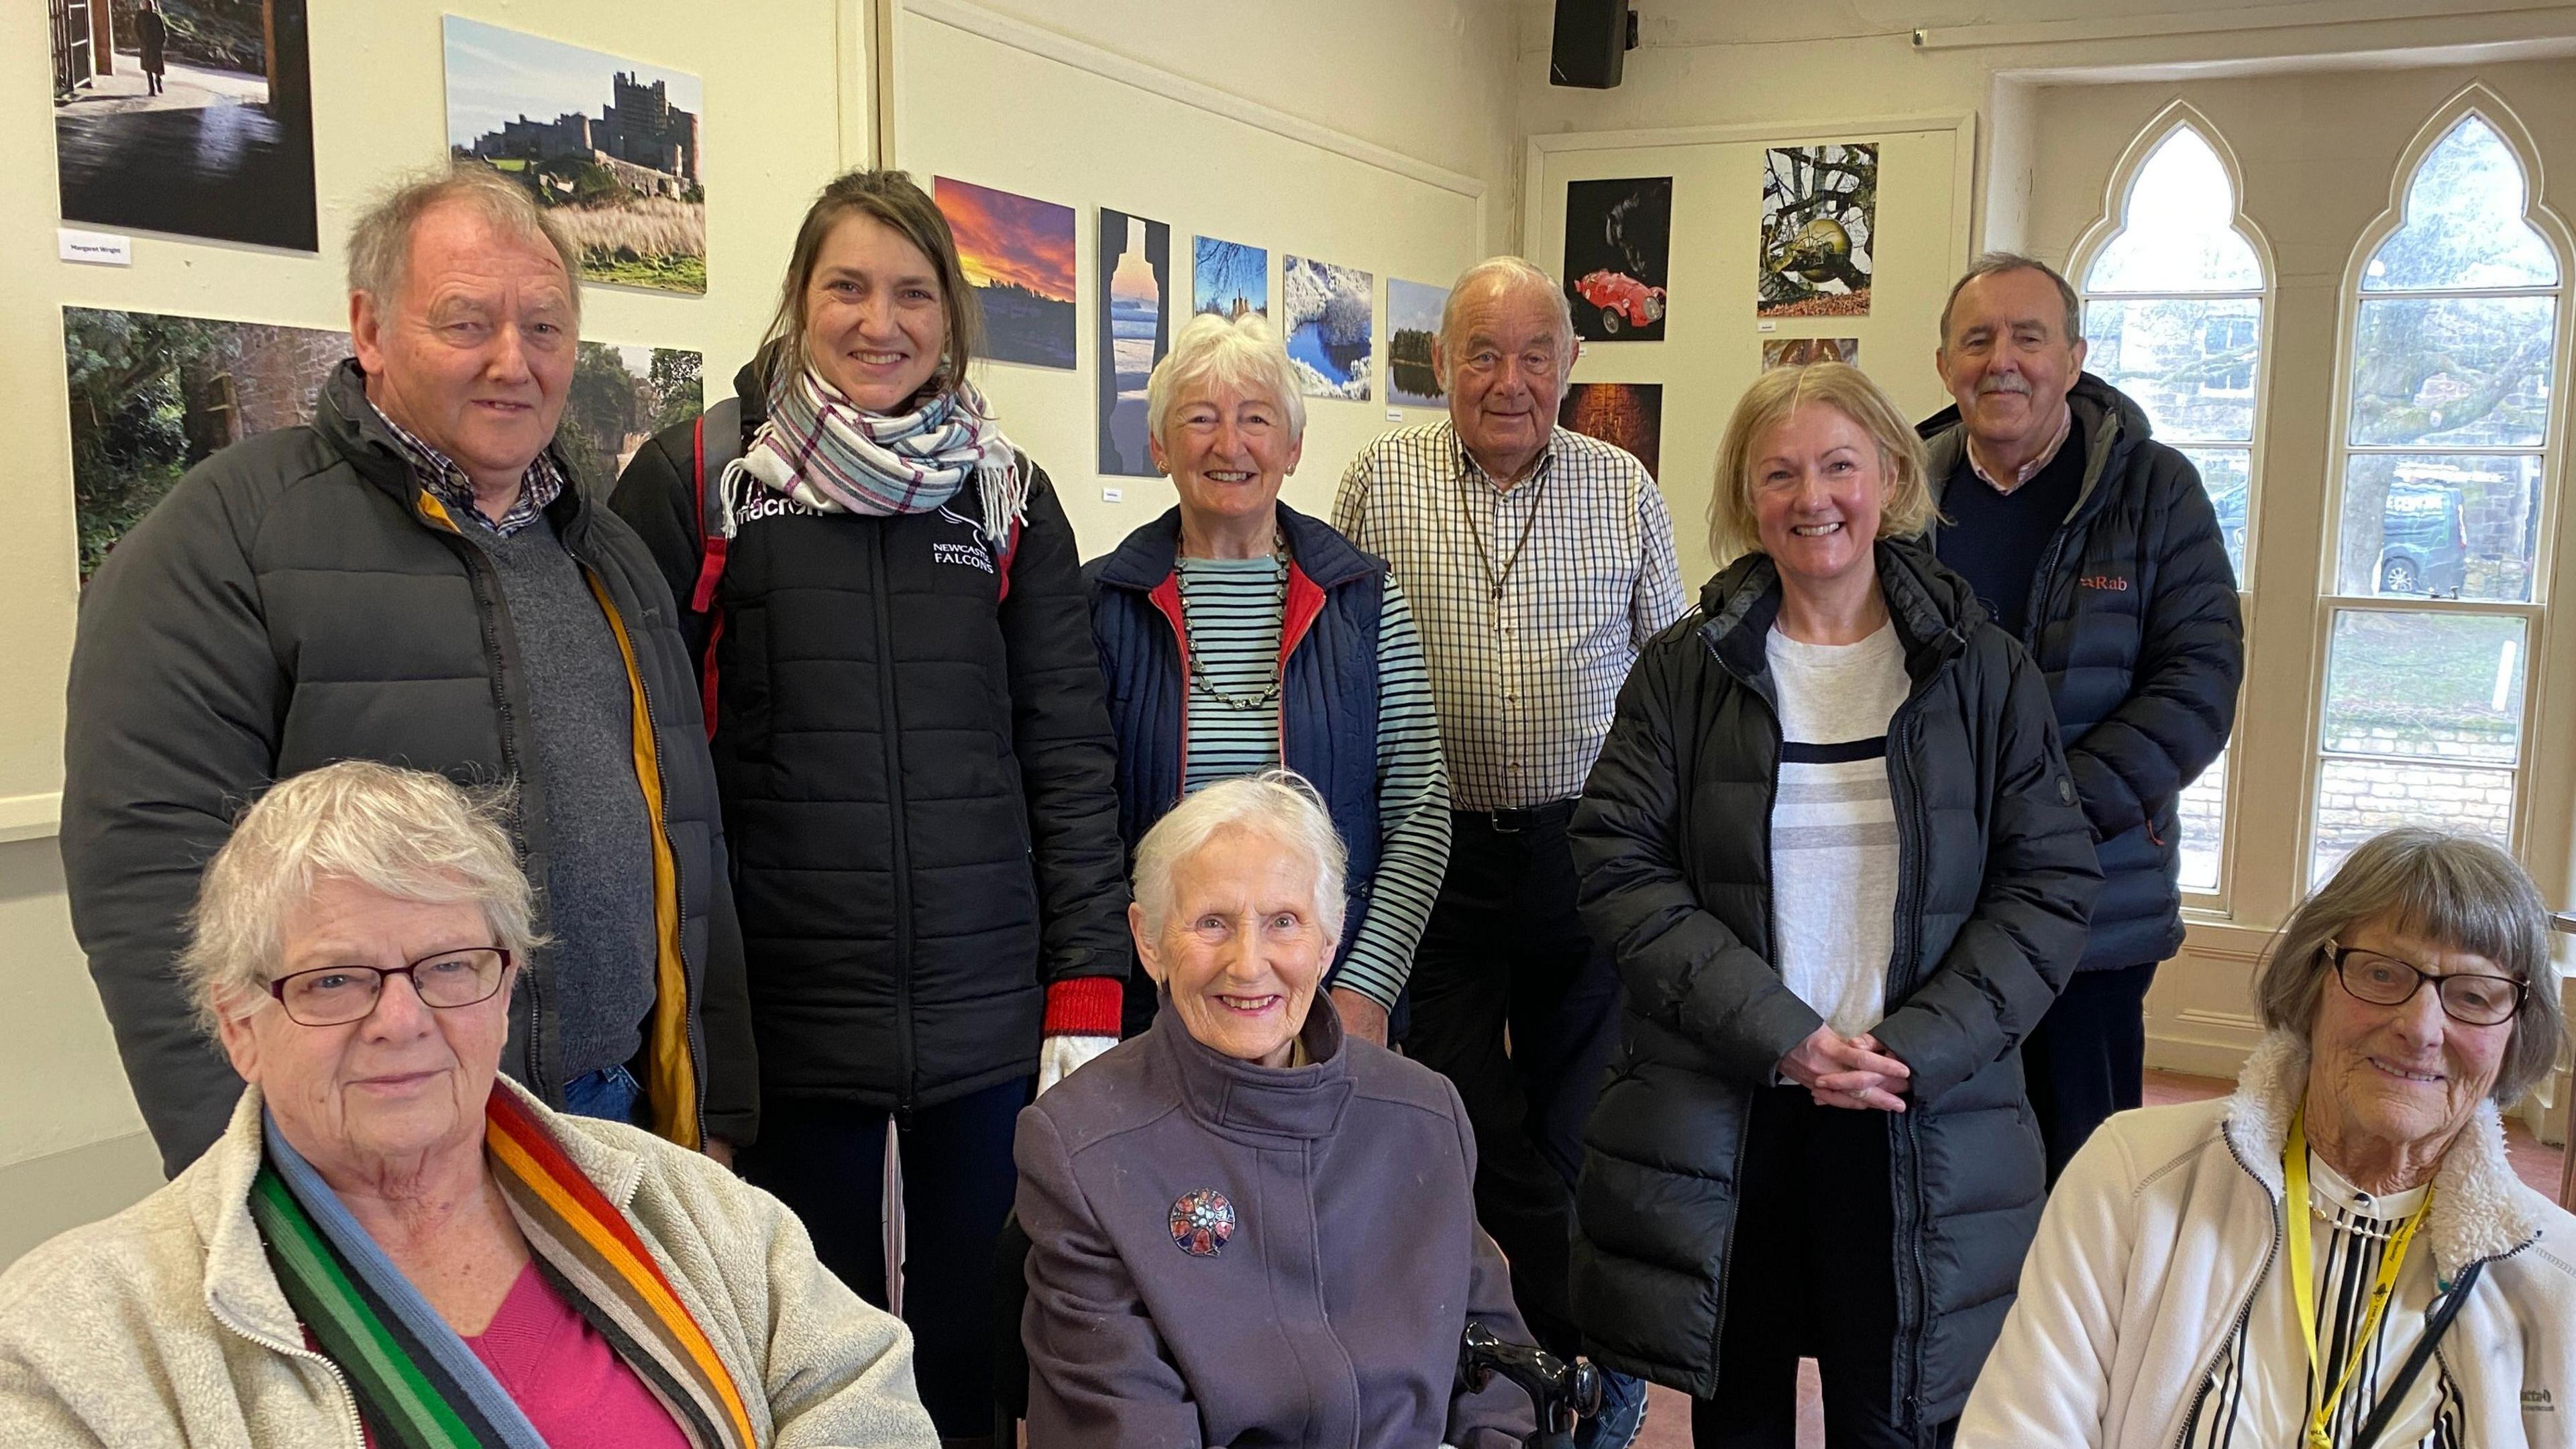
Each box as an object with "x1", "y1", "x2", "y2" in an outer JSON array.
[{"x1": 560, "y1": 1063, "x2": 645, "y2": 1125}]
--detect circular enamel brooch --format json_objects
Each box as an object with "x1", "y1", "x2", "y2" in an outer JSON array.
[{"x1": 1168, "y1": 1188, "x2": 1236, "y2": 1257}]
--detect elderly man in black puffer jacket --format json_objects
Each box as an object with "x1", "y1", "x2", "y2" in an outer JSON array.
[
  {"x1": 63, "y1": 167, "x2": 751, "y2": 1175},
  {"x1": 1921, "y1": 253, "x2": 2245, "y2": 1180}
]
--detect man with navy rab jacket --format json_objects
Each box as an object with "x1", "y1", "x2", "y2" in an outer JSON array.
[{"x1": 1920, "y1": 252, "x2": 2245, "y2": 1181}]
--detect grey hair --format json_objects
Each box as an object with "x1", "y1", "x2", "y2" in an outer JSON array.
[
  {"x1": 1131, "y1": 770, "x2": 1348, "y2": 947},
  {"x1": 1146, "y1": 311, "x2": 1307, "y2": 447},
  {"x1": 2255, "y1": 828, "x2": 2565, "y2": 1106},
  {"x1": 346, "y1": 164, "x2": 582, "y2": 325},
  {"x1": 1939, "y1": 251, "x2": 2082, "y2": 348},
  {"x1": 1438, "y1": 256, "x2": 1576, "y2": 370},
  {"x1": 179, "y1": 761, "x2": 543, "y2": 1036}
]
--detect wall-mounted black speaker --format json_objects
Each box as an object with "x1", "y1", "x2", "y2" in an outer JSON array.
[{"x1": 1550, "y1": 0, "x2": 1637, "y2": 89}]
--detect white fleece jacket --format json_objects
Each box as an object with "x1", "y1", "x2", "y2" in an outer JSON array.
[
  {"x1": 0, "y1": 1081, "x2": 939, "y2": 1448},
  {"x1": 1958, "y1": 1030, "x2": 2576, "y2": 1448}
]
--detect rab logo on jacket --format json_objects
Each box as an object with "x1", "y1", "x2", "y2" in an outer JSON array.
[
  {"x1": 2078, "y1": 574, "x2": 2131, "y2": 592},
  {"x1": 2528, "y1": 1387, "x2": 2557, "y2": 1413},
  {"x1": 930, "y1": 504, "x2": 996, "y2": 576}
]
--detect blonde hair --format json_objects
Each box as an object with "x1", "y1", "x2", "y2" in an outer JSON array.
[
  {"x1": 1707, "y1": 362, "x2": 1937, "y2": 564},
  {"x1": 180, "y1": 761, "x2": 542, "y2": 1034}
]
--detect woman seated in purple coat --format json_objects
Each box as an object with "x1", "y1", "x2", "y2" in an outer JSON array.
[{"x1": 1014, "y1": 770, "x2": 1536, "y2": 1448}]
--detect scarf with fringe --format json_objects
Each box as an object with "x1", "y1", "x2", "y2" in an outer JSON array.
[{"x1": 725, "y1": 365, "x2": 1027, "y2": 551}]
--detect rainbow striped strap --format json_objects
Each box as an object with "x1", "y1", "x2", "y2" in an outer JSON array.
[{"x1": 484, "y1": 1091, "x2": 757, "y2": 1449}]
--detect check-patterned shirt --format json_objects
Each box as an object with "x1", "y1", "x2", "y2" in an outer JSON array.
[
  {"x1": 371, "y1": 403, "x2": 566, "y2": 537},
  {"x1": 1334, "y1": 421, "x2": 1685, "y2": 810}
]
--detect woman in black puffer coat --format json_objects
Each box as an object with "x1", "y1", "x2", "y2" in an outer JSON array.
[{"x1": 1567, "y1": 364, "x2": 2100, "y2": 1447}]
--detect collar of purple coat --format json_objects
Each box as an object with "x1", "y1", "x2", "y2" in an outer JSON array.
[{"x1": 1150, "y1": 985, "x2": 1358, "y2": 1145}]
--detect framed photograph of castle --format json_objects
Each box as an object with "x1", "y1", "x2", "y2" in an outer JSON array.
[{"x1": 442, "y1": 16, "x2": 706, "y2": 294}]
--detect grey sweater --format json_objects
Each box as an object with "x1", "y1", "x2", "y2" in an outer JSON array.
[{"x1": 458, "y1": 511, "x2": 658, "y2": 1084}]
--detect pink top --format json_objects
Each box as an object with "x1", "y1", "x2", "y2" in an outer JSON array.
[{"x1": 463, "y1": 1261, "x2": 692, "y2": 1449}]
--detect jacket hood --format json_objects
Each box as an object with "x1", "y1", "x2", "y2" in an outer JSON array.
[
  {"x1": 1915, "y1": 369, "x2": 2153, "y2": 448},
  {"x1": 2221, "y1": 1029, "x2": 2547, "y2": 1271},
  {"x1": 1695, "y1": 535, "x2": 1986, "y2": 680},
  {"x1": 730, "y1": 358, "x2": 769, "y2": 427}
]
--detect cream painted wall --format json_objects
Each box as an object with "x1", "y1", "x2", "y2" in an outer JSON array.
[
  {"x1": 0, "y1": 0, "x2": 1529, "y2": 1263},
  {"x1": 2022, "y1": 62, "x2": 2576, "y2": 1135},
  {"x1": 0, "y1": 0, "x2": 863, "y2": 1263}
]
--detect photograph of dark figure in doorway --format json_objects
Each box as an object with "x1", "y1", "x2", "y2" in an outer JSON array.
[
  {"x1": 1562, "y1": 175, "x2": 1671, "y2": 342},
  {"x1": 50, "y1": 0, "x2": 317, "y2": 252},
  {"x1": 1096, "y1": 208, "x2": 1171, "y2": 476}
]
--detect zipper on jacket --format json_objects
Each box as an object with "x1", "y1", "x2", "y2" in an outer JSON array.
[
  {"x1": 1880, "y1": 706, "x2": 1934, "y2": 1424},
  {"x1": 208, "y1": 1297, "x2": 368, "y2": 1448},
  {"x1": 577, "y1": 551, "x2": 708, "y2": 1150},
  {"x1": 2169, "y1": 1123, "x2": 2287, "y2": 1449},
  {"x1": 868, "y1": 526, "x2": 920, "y2": 1112}
]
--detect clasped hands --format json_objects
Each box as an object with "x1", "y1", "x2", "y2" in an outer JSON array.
[{"x1": 1777, "y1": 1024, "x2": 1911, "y2": 1112}]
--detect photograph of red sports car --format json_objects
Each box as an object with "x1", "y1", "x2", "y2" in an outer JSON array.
[
  {"x1": 1563, "y1": 175, "x2": 1672, "y2": 341},
  {"x1": 1571, "y1": 268, "x2": 1667, "y2": 337}
]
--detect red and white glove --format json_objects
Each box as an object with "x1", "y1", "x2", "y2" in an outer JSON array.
[{"x1": 1036, "y1": 976, "x2": 1122, "y2": 1095}]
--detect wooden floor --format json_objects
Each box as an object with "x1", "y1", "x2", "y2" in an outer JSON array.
[{"x1": 1630, "y1": 1070, "x2": 2566, "y2": 1449}]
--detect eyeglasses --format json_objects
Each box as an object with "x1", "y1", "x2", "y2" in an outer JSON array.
[
  {"x1": 2324, "y1": 941, "x2": 2526, "y2": 1028},
  {"x1": 265, "y1": 947, "x2": 512, "y2": 1027}
]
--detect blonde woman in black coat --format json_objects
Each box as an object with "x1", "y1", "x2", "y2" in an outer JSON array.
[{"x1": 1568, "y1": 363, "x2": 2100, "y2": 1447}]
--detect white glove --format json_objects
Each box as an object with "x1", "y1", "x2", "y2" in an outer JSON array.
[{"x1": 1036, "y1": 1033, "x2": 1118, "y2": 1095}]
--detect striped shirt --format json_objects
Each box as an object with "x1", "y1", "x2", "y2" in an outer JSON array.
[
  {"x1": 1171, "y1": 556, "x2": 1450, "y2": 1010},
  {"x1": 2183, "y1": 1153, "x2": 2461, "y2": 1449},
  {"x1": 1765, "y1": 623, "x2": 1908, "y2": 1036},
  {"x1": 371, "y1": 401, "x2": 567, "y2": 537},
  {"x1": 1334, "y1": 421, "x2": 1685, "y2": 810}
]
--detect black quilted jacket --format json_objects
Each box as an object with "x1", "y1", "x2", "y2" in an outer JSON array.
[
  {"x1": 611, "y1": 367, "x2": 1130, "y2": 1112},
  {"x1": 1566, "y1": 539, "x2": 2100, "y2": 1422}
]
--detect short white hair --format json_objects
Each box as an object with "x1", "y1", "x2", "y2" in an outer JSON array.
[
  {"x1": 1132, "y1": 770, "x2": 1347, "y2": 946},
  {"x1": 1146, "y1": 311, "x2": 1307, "y2": 445},
  {"x1": 180, "y1": 761, "x2": 543, "y2": 1034},
  {"x1": 1437, "y1": 255, "x2": 1576, "y2": 364}
]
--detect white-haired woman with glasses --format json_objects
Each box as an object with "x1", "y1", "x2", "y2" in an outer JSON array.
[
  {"x1": 1085, "y1": 311, "x2": 1450, "y2": 1047},
  {"x1": 1013, "y1": 771, "x2": 1531, "y2": 1447},
  {"x1": 0, "y1": 761, "x2": 936, "y2": 1449},
  {"x1": 1962, "y1": 827, "x2": 2574, "y2": 1449}
]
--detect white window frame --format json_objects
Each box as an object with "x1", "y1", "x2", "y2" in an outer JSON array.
[
  {"x1": 2305, "y1": 85, "x2": 2573, "y2": 887},
  {"x1": 2069, "y1": 100, "x2": 2275, "y2": 916}
]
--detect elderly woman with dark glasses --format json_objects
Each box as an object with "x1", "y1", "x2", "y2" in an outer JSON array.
[
  {"x1": 0, "y1": 761, "x2": 936, "y2": 1448},
  {"x1": 1961, "y1": 827, "x2": 2573, "y2": 1449}
]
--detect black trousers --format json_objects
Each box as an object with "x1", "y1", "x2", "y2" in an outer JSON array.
[
  {"x1": 1692, "y1": 1089, "x2": 1953, "y2": 1449},
  {"x1": 1402, "y1": 804, "x2": 1623, "y2": 1358},
  {"x1": 741, "y1": 1077, "x2": 1028, "y2": 1438},
  {"x1": 2021, "y1": 959, "x2": 2158, "y2": 1183}
]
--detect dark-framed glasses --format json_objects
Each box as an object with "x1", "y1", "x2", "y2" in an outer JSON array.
[
  {"x1": 2325, "y1": 941, "x2": 2526, "y2": 1027},
  {"x1": 266, "y1": 947, "x2": 511, "y2": 1027}
]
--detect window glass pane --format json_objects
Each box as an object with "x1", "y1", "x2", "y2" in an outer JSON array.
[
  {"x1": 2178, "y1": 447, "x2": 2250, "y2": 584},
  {"x1": 2085, "y1": 128, "x2": 2263, "y2": 293},
  {"x1": 2332, "y1": 453, "x2": 2540, "y2": 601},
  {"x1": 2363, "y1": 116, "x2": 2559, "y2": 291},
  {"x1": 2347, "y1": 296, "x2": 2555, "y2": 447},
  {"x1": 2085, "y1": 299, "x2": 2259, "y2": 443},
  {"x1": 2178, "y1": 746, "x2": 2225, "y2": 892},
  {"x1": 2311, "y1": 757, "x2": 2515, "y2": 886},
  {"x1": 2321, "y1": 610, "x2": 2526, "y2": 765}
]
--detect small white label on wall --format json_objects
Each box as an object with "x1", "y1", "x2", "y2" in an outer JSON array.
[
  {"x1": 1387, "y1": 410, "x2": 1401, "y2": 422},
  {"x1": 1102, "y1": 486, "x2": 1123, "y2": 503},
  {"x1": 1757, "y1": 320, "x2": 1777, "y2": 333},
  {"x1": 59, "y1": 228, "x2": 132, "y2": 266}
]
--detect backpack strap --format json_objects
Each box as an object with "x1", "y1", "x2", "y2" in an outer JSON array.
[{"x1": 688, "y1": 398, "x2": 745, "y2": 741}]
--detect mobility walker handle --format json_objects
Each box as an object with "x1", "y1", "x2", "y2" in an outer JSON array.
[{"x1": 1457, "y1": 1319, "x2": 1605, "y2": 1449}]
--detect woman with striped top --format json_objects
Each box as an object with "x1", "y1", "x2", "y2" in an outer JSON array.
[
  {"x1": 1086, "y1": 311, "x2": 1450, "y2": 1046},
  {"x1": 1961, "y1": 828, "x2": 2574, "y2": 1449},
  {"x1": 1568, "y1": 362, "x2": 2100, "y2": 1446}
]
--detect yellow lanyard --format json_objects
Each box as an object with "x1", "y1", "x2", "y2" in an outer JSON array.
[{"x1": 2284, "y1": 1106, "x2": 2433, "y2": 1449}]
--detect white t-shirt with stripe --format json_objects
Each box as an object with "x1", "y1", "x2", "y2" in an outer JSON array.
[{"x1": 1765, "y1": 621, "x2": 1909, "y2": 1038}]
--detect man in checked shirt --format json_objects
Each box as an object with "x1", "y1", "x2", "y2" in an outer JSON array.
[{"x1": 1336, "y1": 256, "x2": 1682, "y2": 1447}]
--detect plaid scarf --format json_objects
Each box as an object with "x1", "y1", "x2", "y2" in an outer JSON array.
[
  {"x1": 730, "y1": 366, "x2": 1028, "y2": 551},
  {"x1": 249, "y1": 1091, "x2": 755, "y2": 1449}
]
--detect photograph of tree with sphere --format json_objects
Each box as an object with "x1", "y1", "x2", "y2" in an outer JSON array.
[{"x1": 1758, "y1": 143, "x2": 1876, "y2": 317}]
